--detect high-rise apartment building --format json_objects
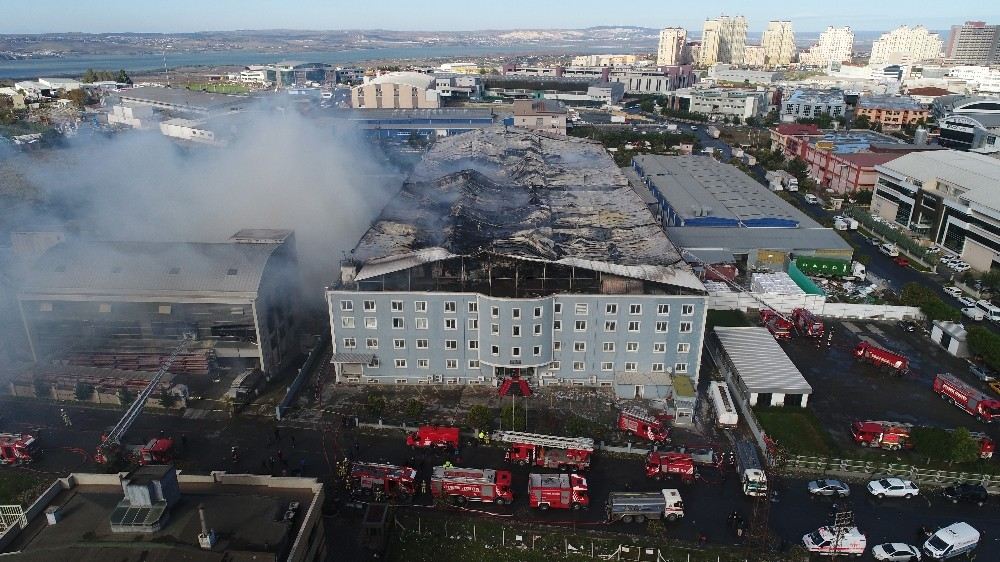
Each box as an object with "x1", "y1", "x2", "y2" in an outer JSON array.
[
  {"x1": 869, "y1": 25, "x2": 942, "y2": 66},
  {"x1": 799, "y1": 26, "x2": 854, "y2": 66},
  {"x1": 699, "y1": 16, "x2": 748, "y2": 66},
  {"x1": 761, "y1": 20, "x2": 796, "y2": 67},
  {"x1": 743, "y1": 45, "x2": 766, "y2": 67},
  {"x1": 657, "y1": 28, "x2": 688, "y2": 66},
  {"x1": 946, "y1": 21, "x2": 1000, "y2": 65}
]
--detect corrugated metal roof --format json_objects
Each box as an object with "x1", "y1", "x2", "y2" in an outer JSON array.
[
  {"x1": 877, "y1": 150, "x2": 1000, "y2": 211},
  {"x1": 666, "y1": 226, "x2": 852, "y2": 253},
  {"x1": 714, "y1": 327, "x2": 813, "y2": 394}
]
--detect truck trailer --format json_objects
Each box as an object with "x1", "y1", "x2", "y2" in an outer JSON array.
[
  {"x1": 527, "y1": 473, "x2": 589, "y2": 510},
  {"x1": 406, "y1": 426, "x2": 460, "y2": 450},
  {"x1": 709, "y1": 382, "x2": 739, "y2": 427},
  {"x1": 606, "y1": 489, "x2": 684, "y2": 523},
  {"x1": 734, "y1": 440, "x2": 767, "y2": 497},
  {"x1": 430, "y1": 466, "x2": 513, "y2": 505},
  {"x1": 494, "y1": 431, "x2": 594, "y2": 471},
  {"x1": 854, "y1": 342, "x2": 909, "y2": 373},
  {"x1": 794, "y1": 256, "x2": 850, "y2": 277},
  {"x1": 934, "y1": 373, "x2": 1000, "y2": 423}
]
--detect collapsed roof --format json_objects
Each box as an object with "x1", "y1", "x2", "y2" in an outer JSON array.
[{"x1": 350, "y1": 128, "x2": 702, "y2": 291}]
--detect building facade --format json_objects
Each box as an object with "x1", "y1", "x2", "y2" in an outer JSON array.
[
  {"x1": 937, "y1": 97, "x2": 1000, "y2": 152},
  {"x1": 869, "y1": 25, "x2": 942, "y2": 66},
  {"x1": 946, "y1": 21, "x2": 1000, "y2": 65},
  {"x1": 609, "y1": 66, "x2": 695, "y2": 95},
  {"x1": 512, "y1": 99, "x2": 568, "y2": 134},
  {"x1": 855, "y1": 95, "x2": 930, "y2": 129},
  {"x1": 657, "y1": 28, "x2": 688, "y2": 66},
  {"x1": 699, "y1": 15, "x2": 748, "y2": 67},
  {"x1": 687, "y1": 88, "x2": 767, "y2": 121},
  {"x1": 351, "y1": 72, "x2": 441, "y2": 109},
  {"x1": 781, "y1": 89, "x2": 846, "y2": 120},
  {"x1": 761, "y1": 20, "x2": 796, "y2": 67},
  {"x1": 743, "y1": 45, "x2": 766, "y2": 68},
  {"x1": 799, "y1": 26, "x2": 854, "y2": 66}
]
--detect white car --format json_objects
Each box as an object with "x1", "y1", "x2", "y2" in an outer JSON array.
[
  {"x1": 943, "y1": 286, "x2": 962, "y2": 298},
  {"x1": 868, "y1": 477, "x2": 920, "y2": 499},
  {"x1": 953, "y1": 263, "x2": 971, "y2": 273},
  {"x1": 958, "y1": 296, "x2": 976, "y2": 307},
  {"x1": 872, "y1": 542, "x2": 921, "y2": 561}
]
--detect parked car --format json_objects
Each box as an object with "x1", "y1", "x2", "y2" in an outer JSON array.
[
  {"x1": 926, "y1": 246, "x2": 942, "y2": 254},
  {"x1": 991, "y1": 380, "x2": 1000, "y2": 397},
  {"x1": 941, "y1": 483, "x2": 988, "y2": 506},
  {"x1": 872, "y1": 543, "x2": 922, "y2": 561},
  {"x1": 896, "y1": 321, "x2": 917, "y2": 333},
  {"x1": 807, "y1": 479, "x2": 851, "y2": 497},
  {"x1": 963, "y1": 307, "x2": 986, "y2": 321},
  {"x1": 867, "y1": 477, "x2": 920, "y2": 499},
  {"x1": 894, "y1": 257, "x2": 910, "y2": 267},
  {"x1": 958, "y1": 296, "x2": 976, "y2": 308},
  {"x1": 943, "y1": 286, "x2": 963, "y2": 298},
  {"x1": 953, "y1": 263, "x2": 971, "y2": 273},
  {"x1": 969, "y1": 363, "x2": 996, "y2": 383}
]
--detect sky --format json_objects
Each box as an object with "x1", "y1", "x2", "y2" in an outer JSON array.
[{"x1": 2, "y1": 0, "x2": 998, "y2": 34}]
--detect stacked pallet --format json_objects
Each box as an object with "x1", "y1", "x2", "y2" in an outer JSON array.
[
  {"x1": 64, "y1": 349, "x2": 216, "y2": 375},
  {"x1": 750, "y1": 272, "x2": 804, "y2": 295}
]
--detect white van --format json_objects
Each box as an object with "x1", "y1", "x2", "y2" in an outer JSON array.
[
  {"x1": 804, "y1": 194, "x2": 820, "y2": 204},
  {"x1": 879, "y1": 243, "x2": 900, "y2": 257},
  {"x1": 974, "y1": 300, "x2": 1000, "y2": 322},
  {"x1": 923, "y1": 522, "x2": 979, "y2": 559},
  {"x1": 963, "y1": 307, "x2": 986, "y2": 321}
]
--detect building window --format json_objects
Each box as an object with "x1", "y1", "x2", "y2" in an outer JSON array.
[
  {"x1": 553, "y1": 320, "x2": 562, "y2": 331},
  {"x1": 679, "y1": 321, "x2": 693, "y2": 333},
  {"x1": 418, "y1": 359, "x2": 429, "y2": 369},
  {"x1": 468, "y1": 318, "x2": 479, "y2": 330},
  {"x1": 551, "y1": 361, "x2": 561, "y2": 370},
  {"x1": 415, "y1": 317, "x2": 428, "y2": 330},
  {"x1": 534, "y1": 306, "x2": 543, "y2": 318},
  {"x1": 603, "y1": 342, "x2": 615, "y2": 352},
  {"x1": 366, "y1": 337, "x2": 378, "y2": 349},
  {"x1": 445, "y1": 340, "x2": 458, "y2": 350},
  {"x1": 574, "y1": 341, "x2": 586, "y2": 352},
  {"x1": 491, "y1": 306, "x2": 500, "y2": 318},
  {"x1": 512, "y1": 347, "x2": 521, "y2": 357},
  {"x1": 626, "y1": 342, "x2": 639, "y2": 352},
  {"x1": 554, "y1": 303, "x2": 562, "y2": 314},
  {"x1": 415, "y1": 301, "x2": 427, "y2": 313},
  {"x1": 369, "y1": 357, "x2": 379, "y2": 368},
  {"x1": 491, "y1": 345, "x2": 500, "y2": 356},
  {"x1": 682, "y1": 304, "x2": 695, "y2": 316},
  {"x1": 391, "y1": 300, "x2": 403, "y2": 312},
  {"x1": 533, "y1": 324, "x2": 542, "y2": 335},
  {"x1": 392, "y1": 317, "x2": 405, "y2": 329},
  {"x1": 364, "y1": 317, "x2": 377, "y2": 329},
  {"x1": 625, "y1": 362, "x2": 638, "y2": 372},
  {"x1": 99, "y1": 303, "x2": 111, "y2": 313},
  {"x1": 575, "y1": 303, "x2": 588, "y2": 315},
  {"x1": 342, "y1": 317, "x2": 355, "y2": 328},
  {"x1": 364, "y1": 300, "x2": 376, "y2": 311},
  {"x1": 468, "y1": 301, "x2": 478, "y2": 313},
  {"x1": 469, "y1": 359, "x2": 480, "y2": 369},
  {"x1": 444, "y1": 301, "x2": 456, "y2": 313},
  {"x1": 606, "y1": 303, "x2": 618, "y2": 314},
  {"x1": 601, "y1": 362, "x2": 614, "y2": 371},
  {"x1": 533, "y1": 346, "x2": 541, "y2": 356},
  {"x1": 677, "y1": 343, "x2": 690, "y2": 353},
  {"x1": 512, "y1": 325, "x2": 521, "y2": 337},
  {"x1": 395, "y1": 359, "x2": 407, "y2": 369},
  {"x1": 512, "y1": 308, "x2": 521, "y2": 319},
  {"x1": 469, "y1": 340, "x2": 479, "y2": 350},
  {"x1": 628, "y1": 321, "x2": 640, "y2": 332},
  {"x1": 417, "y1": 339, "x2": 429, "y2": 349},
  {"x1": 629, "y1": 304, "x2": 641, "y2": 315},
  {"x1": 655, "y1": 321, "x2": 668, "y2": 333},
  {"x1": 674, "y1": 363, "x2": 688, "y2": 373},
  {"x1": 446, "y1": 359, "x2": 458, "y2": 369},
  {"x1": 553, "y1": 341, "x2": 562, "y2": 351},
  {"x1": 657, "y1": 304, "x2": 669, "y2": 315},
  {"x1": 575, "y1": 320, "x2": 587, "y2": 331},
  {"x1": 340, "y1": 300, "x2": 353, "y2": 312},
  {"x1": 444, "y1": 318, "x2": 457, "y2": 330},
  {"x1": 393, "y1": 339, "x2": 405, "y2": 349},
  {"x1": 653, "y1": 342, "x2": 666, "y2": 353},
  {"x1": 343, "y1": 337, "x2": 356, "y2": 349},
  {"x1": 652, "y1": 363, "x2": 665, "y2": 372},
  {"x1": 491, "y1": 323, "x2": 500, "y2": 336},
  {"x1": 604, "y1": 321, "x2": 616, "y2": 332},
  {"x1": 573, "y1": 361, "x2": 585, "y2": 371}
]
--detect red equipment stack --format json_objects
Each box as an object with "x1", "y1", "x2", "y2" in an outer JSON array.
[
  {"x1": 406, "y1": 426, "x2": 460, "y2": 450},
  {"x1": 430, "y1": 466, "x2": 514, "y2": 505},
  {"x1": 853, "y1": 342, "x2": 909, "y2": 373},
  {"x1": 494, "y1": 431, "x2": 594, "y2": 471},
  {"x1": 527, "y1": 472, "x2": 589, "y2": 510},
  {"x1": 759, "y1": 309, "x2": 793, "y2": 340},
  {"x1": 498, "y1": 375, "x2": 532, "y2": 397},
  {"x1": 851, "y1": 419, "x2": 995, "y2": 458},
  {"x1": 616, "y1": 406, "x2": 671, "y2": 444},
  {"x1": 348, "y1": 462, "x2": 418, "y2": 501},
  {"x1": 0, "y1": 433, "x2": 37, "y2": 466},
  {"x1": 792, "y1": 308, "x2": 825, "y2": 338},
  {"x1": 644, "y1": 452, "x2": 696, "y2": 484},
  {"x1": 934, "y1": 373, "x2": 1000, "y2": 423}
]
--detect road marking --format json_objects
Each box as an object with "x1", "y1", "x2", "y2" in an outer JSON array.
[
  {"x1": 841, "y1": 322, "x2": 863, "y2": 334},
  {"x1": 867, "y1": 325, "x2": 887, "y2": 338}
]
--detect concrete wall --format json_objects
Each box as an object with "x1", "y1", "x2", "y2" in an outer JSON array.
[{"x1": 706, "y1": 291, "x2": 923, "y2": 320}]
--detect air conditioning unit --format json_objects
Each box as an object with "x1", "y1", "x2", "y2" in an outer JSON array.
[
  {"x1": 433, "y1": 374, "x2": 443, "y2": 383},
  {"x1": 365, "y1": 378, "x2": 379, "y2": 384},
  {"x1": 477, "y1": 376, "x2": 486, "y2": 382},
  {"x1": 590, "y1": 375, "x2": 597, "y2": 384},
  {"x1": 345, "y1": 376, "x2": 360, "y2": 384}
]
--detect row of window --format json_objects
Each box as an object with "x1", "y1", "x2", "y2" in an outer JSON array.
[
  {"x1": 383, "y1": 357, "x2": 689, "y2": 373},
  {"x1": 36, "y1": 302, "x2": 246, "y2": 315},
  {"x1": 340, "y1": 316, "x2": 695, "y2": 334},
  {"x1": 340, "y1": 300, "x2": 695, "y2": 317},
  {"x1": 342, "y1": 337, "x2": 691, "y2": 355}
]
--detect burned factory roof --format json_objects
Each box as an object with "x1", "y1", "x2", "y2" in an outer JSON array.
[{"x1": 349, "y1": 128, "x2": 701, "y2": 291}]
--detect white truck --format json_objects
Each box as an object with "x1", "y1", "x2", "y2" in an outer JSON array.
[
  {"x1": 709, "y1": 382, "x2": 739, "y2": 428},
  {"x1": 923, "y1": 522, "x2": 979, "y2": 560},
  {"x1": 765, "y1": 170, "x2": 784, "y2": 192},
  {"x1": 734, "y1": 440, "x2": 767, "y2": 497},
  {"x1": 605, "y1": 489, "x2": 684, "y2": 523},
  {"x1": 707, "y1": 125, "x2": 721, "y2": 138},
  {"x1": 879, "y1": 243, "x2": 900, "y2": 257},
  {"x1": 803, "y1": 526, "x2": 867, "y2": 557}
]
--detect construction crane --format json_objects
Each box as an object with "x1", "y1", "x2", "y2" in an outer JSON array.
[{"x1": 94, "y1": 335, "x2": 193, "y2": 465}]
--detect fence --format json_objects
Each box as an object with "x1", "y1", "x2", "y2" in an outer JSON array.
[
  {"x1": 784, "y1": 455, "x2": 1000, "y2": 493},
  {"x1": 275, "y1": 335, "x2": 330, "y2": 421}
]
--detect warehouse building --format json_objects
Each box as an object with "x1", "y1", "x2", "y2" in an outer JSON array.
[
  {"x1": 17, "y1": 229, "x2": 302, "y2": 379},
  {"x1": 708, "y1": 326, "x2": 813, "y2": 407},
  {"x1": 110, "y1": 87, "x2": 251, "y2": 117},
  {"x1": 336, "y1": 108, "x2": 501, "y2": 140},
  {"x1": 326, "y1": 128, "x2": 707, "y2": 404}
]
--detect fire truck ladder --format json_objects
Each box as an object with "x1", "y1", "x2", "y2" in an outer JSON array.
[
  {"x1": 491, "y1": 431, "x2": 595, "y2": 452},
  {"x1": 620, "y1": 405, "x2": 658, "y2": 424},
  {"x1": 96, "y1": 336, "x2": 193, "y2": 463}
]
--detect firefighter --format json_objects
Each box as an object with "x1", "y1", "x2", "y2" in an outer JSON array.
[
  {"x1": 478, "y1": 430, "x2": 485, "y2": 442},
  {"x1": 230, "y1": 446, "x2": 240, "y2": 463},
  {"x1": 60, "y1": 409, "x2": 72, "y2": 427},
  {"x1": 420, "y1": 479, "x2": 428, "y2": 496}
]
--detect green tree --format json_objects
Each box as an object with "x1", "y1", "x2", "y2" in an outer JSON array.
[
  {"x1": 639, "y1": 99, "x2": 655, "y2": 113},
  {"x1": 118, "y1": 386, "x2": 134, "y2": 407},
  {"x1": 366, "y1": 393, "x2": 387, "y2": 418},
  {"x1": 117, "y1": 69, "x2": 132, "y2": 84},
  {"x1": 910, "y1": 427, "x2": 952, "y2": 460},
  {"x1": 950, "y1": 428, "x2": 981, "y2": 464},
  {"x1": 967, "y1": 326, "x2": 1000, "y2": 371},
  {"x1": 403, "y1": 399, "x2": 424, "y2": 419},
  {"x1": 499, "y1": 403, "x2": 526, "y2": 431},
  {"x1": 466, "y1": 405, "x2": 492, "y2": 432},
  {"x1": 82, "y1": 68, "x2": 97, "y2": 83},
  {"x1": 75, "y1": 382, "x2": 94, "y2": 401}
]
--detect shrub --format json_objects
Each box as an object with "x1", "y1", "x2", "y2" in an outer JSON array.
[
  {"x1": 74, "y1": 382, "x2": 94, "y2": 401},
  {"x1": 366, "y1": 393, "x2": 387, "y2": 418},
  {"x1": 403, "y1": 399, "x2": 424, "y2": 419},
  {"x1": 466, "y1": 404, "x2": 492, "y2": 432}
]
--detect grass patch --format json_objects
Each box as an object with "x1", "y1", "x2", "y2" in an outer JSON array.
[
  {"x1": 706, "y1": 309, "x2": 750, "y2": 331},
  {"x1": 754, "y1": 407, "x2": 835, "y2": 456},
  {"x1": 0, "y1": 470, "x2": 44, "y2": 506}
]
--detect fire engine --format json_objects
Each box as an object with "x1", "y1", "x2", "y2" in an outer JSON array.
[
  {"x1": 430, "y1": 466, "x2": 513, "y2": 505},
  {"x1": 934, "y1": 373, "x2": 1000, "y2": 423},
  {"x1": 406, "y1": 426, "x2": 460, "y2": 450},
  {"x1": 493, "y1": 431, "x2": 594, "y2": 471},
  {"x1": 616, "y1": 406, "x2": 671, "y2": 444},
  {"x1": 347, "y1": 462, "x2": 417, "y2": 501},
  {"x1": 760, "y1": 309, "x2": 793, "y2": 340},
  {"x1": 0, "y1": 433, "x2": 37, "y2": 466},
  {"x1": 131, "y1": 437, "x2": 175, "y2": 465},
  {"x1": 527, "y1": 472, "x2": 589, "y2": 510},
  {"x1": 792, "y1": 308, "x2": 824, "y2": 338},
  {"x1": 853, "y1": 342, "x2": 909, "y2": 373},
  {"x1": 645, "y1": 452, "x2": 696, "y2": 484},
  {"x1": 851, "y1": 419, "x2": 995, "y2": 459}
]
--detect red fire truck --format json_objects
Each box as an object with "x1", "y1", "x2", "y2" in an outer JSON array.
[
  {"x1": 934, "y1": 373, "x2": 1000, "y2": 423},
  {"x1": 760, "y1": 309, "x2": 793, "y2": 340},
  {"x1": 0, "y1": 433, "x2": 37, "y2": 466},
  {"x1": 854, "y1": 342, "x2": 909, "y2": 373},
  {"x1": 791, "y1": 308, "x2": 824, "y2": 338},
  {"x1": 616, "y1": 406, "x2": 671, "y2": 444},
  {"x1": 347, "y1": 462, "x2": 418, "y2": 501},
  {"x1": 494, "y1": 431, "x2": 594, "y2": 471},
  {"x1": 527, "y1": 473, "x2": 589, "y2": 510},
  {"x1": 645, "y1": 452, "x2": 696, "y2": 484},
  {"x1": 406, "y1": 426, "x2": 460, "y2": 450},
  {"x1": 130, "y1": 437, "x2": 174, "y2": 465},
  {"x1": 851, "y1": 420, "x2": 995, "y2": 458},
  {"x1": 430, "y1": 466, "x2": 513, "y2": 505}
]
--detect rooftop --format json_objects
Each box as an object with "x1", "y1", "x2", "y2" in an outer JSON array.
[
  {"x1": 348, "y1": 128, "x2": 702, "y2": 291},
  {"x1": 805, "y1": 129, "x2": 905, "y2": 154},
  {"x1": 857, "y1": 95, "x2": 926, "y2": 110},
  {"x1": 838, "y1": 152, "x2": 903, "y2": 168},
  {"x1": 712, "y1": 327, "x2": 813, "y2": 394},
  {"x1": 877, "y1": 150, "x2": 1000, "y2": 212},
  {"x1": 368, "y1": 71, "x2": 436, "y2": 90},
  {"x1": 773, "y1": 123, "x2": 821, "y2": 136},
  {"x1": 512, "y1": 99, "x2": 568, "y2": 116},
  {"x1": 906, "y1": 86, "x2": 953, "y2": 97},
  {"x1": 341, "y1": 108, "x2": 496, "y2": 121},
  {"x1": 666, "y1": 225, "x2": 852, "y2": 254},
  {"x1": 633, "y1": 155, "x2": 817, "y2": 228},
  {"x1": 786, "y1": 89, "x2": 845, "y2": 104},
  {"x1": 115, "y1": 87, "x2": 250, "y2": 114}
]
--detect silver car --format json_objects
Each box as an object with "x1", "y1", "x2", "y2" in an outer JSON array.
[
  {"x1": 872, "y1": 542, "x2": 921, "y2": 561},
  {"x1": 807, "y1": 479, "x2": 851, "y2": 497}
]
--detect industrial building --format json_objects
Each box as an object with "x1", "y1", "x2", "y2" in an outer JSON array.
[
  {"x1": 326, "y1": 128, "x2": 707, "y2": 408},
  {"x1": 110, "y1": 87, "x2": 251, "y2": 117},
  {"x1": 781, "y1": 89, "x2": 846, "y2": 121},
  {"x1": 336, "y1": 108, "x2": 501, "y2": 140},
  {"x1": 0, "y1": 465, "x2": 327, "y2": 562},
  {"x1": 937, "y1": 96, "x2": 1000, "y2": 153},
  {"x1": 351, "y1": 72, "x2": 442, "y2": 109},
  {"x1": 17, "y1": 229, "x2": 302, "y2": 379},
  {"x1": 855, "y1": 95, "x2": 930, "y2": 129},
  {"x1": 512, "y1": 99, "x2": 568, "y2": 135},
  {"x1": 708, "y1": 327, "x2": 812, "y2": 407}
]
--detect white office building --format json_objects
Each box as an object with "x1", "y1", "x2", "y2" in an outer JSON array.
[
  {"x1": 657, "y1": 28, "x2": 688, "y2": 66},
  {"x1": 869, "y1": 25, "x2": 943, "y2": 66},
  {"x1": 799, "y1": 26, "x2": 855, "y2": 66},
  {"x1": 699, "y1": 16, "x2": 748, "y2": 66},
  {"x1": 761, "y1": 21, "x2": 796, "y2": 67}
]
